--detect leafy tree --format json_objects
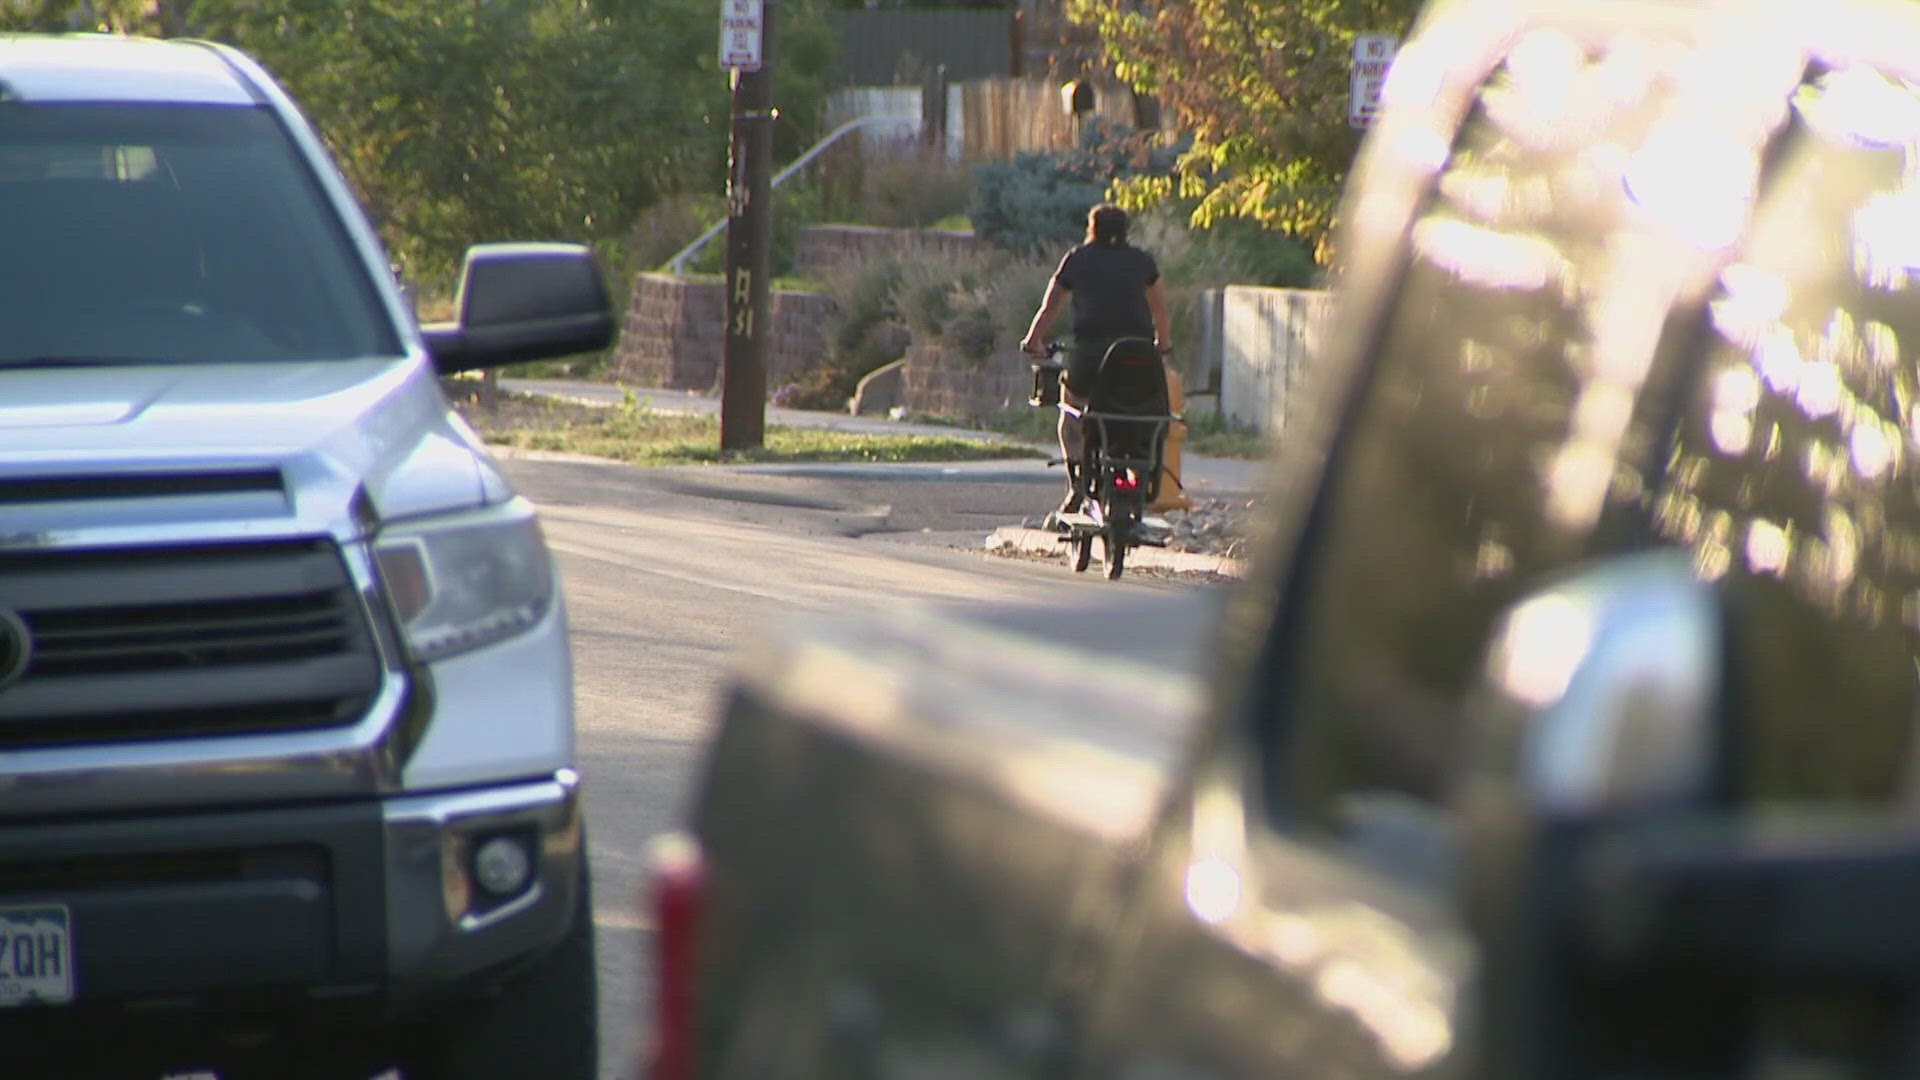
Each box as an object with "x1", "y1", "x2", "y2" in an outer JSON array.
[
  {"x1": 0, "y1": 0, "x2": 837, "y2": 292},
  {"x1": 1067, "y1": 0, "x2": 1420, "y2": 256}
]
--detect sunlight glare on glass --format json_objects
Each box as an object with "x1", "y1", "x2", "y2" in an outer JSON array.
[
  {"x1": 1389, "y1": 123, "x2": 1453, "y2": 176},
  {"x1": 1623, "y1": 120, "x2": 1757, "y2": 251},
  {"x1": 1710, "y1": 264, "x2": 1791, "y2": 347},
  {"x1": 1545, "y1": 441, "x2": 1615, "y2": 531},
  {"x1": 1592, "y1": 37, "x2": 1657, "y2": 111},
  {"x1": 1496, "y1": 593, "x2": 1594, "y2": 710},
  {"x1": 1440, "y1": 169, "x2": 1512, "y2": 223},
  {"x1": 1412, "y1": 217, "x2": 1568, "y2": 292},
  {"x1": 1851, "y1": 418, "x2": 1896, "y2": 479},
  {"x1": 1757, "y1": 327, "x2": 1806, "y2": 393},
  {"x1": 1711, "y1": 412, "x2": 1754, "y2": 456},
  {"x1": 1796, "y1": 361, "x2": 1844, "y2": 419},
  {"x1": 1863, "y1": 321, "x2": 1899, "y2": 369},
  {"x1": 1572, "y1": 383, "x2": 1636, "y2": 444},
  {"x1": 1714, "y1": 366, "x2": 1763, "y2": 415},
  {"x1": 1822, "y1": 508, "x2": 1861, "y2": 592},
  {"x1": 1506, "y1": 28, "x2": 1583, "y2": 123},
  {"x1": 1381, "y1": 40, "x2": 1448, "y2": 113},
  {"x1": 1800, "y1": 66, "x2": 1920, "y2": 149},
  {"x1": 1746, "y1": 518, "x2": 1792, "y2": 575},
  {"x1": 1852, "y1": 190, "x2": 1920, "y2": 291},
  {"x1": 1709, "y1": 365, "x2": 1759, "y2": 456},
  {"x1": 1185, "y1": 857, "x2": 1243, "y2": 925},
  {"x1": 1314, "y1": 958, "x2": 1455, "y2": 1072}
]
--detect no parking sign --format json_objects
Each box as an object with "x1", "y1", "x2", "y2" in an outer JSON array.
[{"x1": 1350, "y1": 34, "x2": 1398, "y2": 128}]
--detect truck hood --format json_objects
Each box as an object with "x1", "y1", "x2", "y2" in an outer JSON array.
[
  {"x1": 0, "y1": 357, "x2": 508, "y2": 546},
  {"x1": 721, "y1": 591, "x2": 1222, "y2": 843}
]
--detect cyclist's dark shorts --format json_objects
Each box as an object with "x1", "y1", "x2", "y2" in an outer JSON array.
[{"x1": 1067, "y1": 332, "x2": 1151, "y2": 396}]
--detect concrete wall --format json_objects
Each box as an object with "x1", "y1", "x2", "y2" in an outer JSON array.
[
  {"x1": 1217, "y1": 287, "x2": 1335, "y2": 436},
  {"x1": 611, "y1": 273, "x2": 831, "y2": 393}
]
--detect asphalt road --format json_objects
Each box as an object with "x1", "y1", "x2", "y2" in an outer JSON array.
[{"x1": 493, "y1": 450, "x2": 1235, "y2": 1079}]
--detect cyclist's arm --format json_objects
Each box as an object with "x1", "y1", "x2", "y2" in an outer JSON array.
[
  {"x1": 1022, "y1": 278, "x2": 1070, "y2": 355},
  {"x1": 1146, "y1": 278, "x2": 1171, "y2": 352}
]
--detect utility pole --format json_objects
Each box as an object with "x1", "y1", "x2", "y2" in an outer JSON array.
[{"x1": 720, "y1": 0, "x2": 775, "y2": 451}]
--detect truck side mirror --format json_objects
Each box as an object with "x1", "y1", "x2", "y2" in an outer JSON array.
[
  {"x1": 423, "y1": 243, "x2": 616, "y2": 375},
  {"x1": 1457, "y1": 551, "x2": 1725, "y2": 1080}
]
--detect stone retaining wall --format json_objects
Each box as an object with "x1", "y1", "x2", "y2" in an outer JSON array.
[
  {"x1": 901, "y1": 339, "x2": 1030, "y2": 418},
  {"x1": 611, "y1": 273, "x2": 832, "y2": 392}
]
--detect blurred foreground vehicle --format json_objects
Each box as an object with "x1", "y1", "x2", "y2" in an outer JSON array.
[
  {"x1": 0, "y1": 34, "x2": 613, "y2": 1079},
  {"x1": 659, "y1": 0, "x2": 1920, "y2": 1075}
]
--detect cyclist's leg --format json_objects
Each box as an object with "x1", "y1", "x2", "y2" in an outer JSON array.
[
  {"x1": 1057, "y1": 377, "x2": 1087, "y2": 514},
  {"x1": 1058, "y1": 339, "x2": 1107, "y2": 514}
]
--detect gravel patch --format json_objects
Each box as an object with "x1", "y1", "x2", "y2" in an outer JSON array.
[{"x1": 1017, "y1": 496, "x2": 1259, "y2": 559}]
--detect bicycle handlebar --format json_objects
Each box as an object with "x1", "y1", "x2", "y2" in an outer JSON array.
[{"x1": 1034, "y1": 340, "x2": 1173, "y2": 358}]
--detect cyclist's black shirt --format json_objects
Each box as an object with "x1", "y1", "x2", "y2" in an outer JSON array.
[{"x1": 1053, "y1": 242, "x2": 1158, "y2": 336}]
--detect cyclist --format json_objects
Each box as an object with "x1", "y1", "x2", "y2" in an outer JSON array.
[{"x1": 1021, "y1": 203, "x2": 1172, "y2": 516}]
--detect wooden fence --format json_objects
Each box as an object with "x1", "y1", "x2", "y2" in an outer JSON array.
[
  {"x1": 953, "y1": 76, "x2": 1140, "y2": 159},
  {"x1": 824, "y1": 77, "x2": 1151, "y2": 162}
]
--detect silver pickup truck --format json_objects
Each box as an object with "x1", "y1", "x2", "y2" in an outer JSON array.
[
  {"x1": 654, "y1": 0, "x2": 1920, "y2": 1076},
  {"x1": 0, "y1": 34, "x2": 610, "y2": 1079}
]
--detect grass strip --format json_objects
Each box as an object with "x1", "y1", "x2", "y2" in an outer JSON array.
[{"x1": 450, "y1": 386, "x2": 1041, "y2": 466}]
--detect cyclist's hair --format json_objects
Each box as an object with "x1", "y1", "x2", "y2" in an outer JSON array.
[{"x1": 1086, "y1": 203, "x2": 1129, "y2": 245}]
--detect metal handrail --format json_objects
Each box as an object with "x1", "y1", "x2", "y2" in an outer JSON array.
[{"x1": 664, "y1": 115, "x2": 921, "y2": 275}]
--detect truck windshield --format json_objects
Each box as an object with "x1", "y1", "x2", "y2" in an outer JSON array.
[{"x1": 0, "y1": 102, "x2": 401, "y2": 365}]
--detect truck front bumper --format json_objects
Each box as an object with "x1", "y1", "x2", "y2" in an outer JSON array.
[{"x1": 0, "y1": 769, "x2": 583, "y2": 1026}]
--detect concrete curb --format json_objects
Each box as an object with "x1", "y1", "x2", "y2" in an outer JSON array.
[{"x1": 986, "y1": 526, "x2": 1247, "y2": 579}]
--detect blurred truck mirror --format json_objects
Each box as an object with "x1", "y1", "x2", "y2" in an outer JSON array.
[
  {"x1": 1455, "y1": 551, "x2": 1725, "y2": 1080},
  {"x1": 422, "y1": 242, "x2": 616, "y2": 375}
]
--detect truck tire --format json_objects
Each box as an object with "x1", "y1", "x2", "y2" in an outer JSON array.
[{"x1": 398, "y1": 858, "x2": 599, "y2": 1080}]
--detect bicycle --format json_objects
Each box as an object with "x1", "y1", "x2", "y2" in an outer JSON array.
[{"x1": 1029, "y1": 338, "x2": 1179, "y2": 580}]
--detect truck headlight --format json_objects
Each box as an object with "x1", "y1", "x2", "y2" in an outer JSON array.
[{"x1": 373, "y1": 498, "x2": 556, "y2": 664}]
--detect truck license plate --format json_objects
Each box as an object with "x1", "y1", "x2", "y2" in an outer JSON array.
[{"x1": 0, "y1": 905, "x2": 72, "y2": 1007}]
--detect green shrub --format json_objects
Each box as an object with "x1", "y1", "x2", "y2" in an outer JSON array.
[
  {"x1": 827, "y1": 257, "x2": 910, "y2": 372},
  {"x1": 867, "y1": 152, "x2": 976, "y2": 229},
  {"x1": 985, "y1": 259, "x2": 1052, "y2": 348},
  {"x1": 900, "y1": 248, "x2": 1053, "y2": 364},
  {"x1": 969, "y1": 119, "x2": 1185, "y2": 254},
  {"x1": 775, "y1": 254, "x2": 912, "y2": 411},
  {"x1": 627, "y1": 193, "x2": 726, "y2": 273},
  {"x1": 1195, "y1": 217, "x2": 1320, "y2": 288},
  {"x1": 806, "y1": 140, "x2": 976, "y2": 230},
  {"x1": 969, "y1": 152, "x2": 1102, "y2": 253},
  {"x1": 946, "y1": 289, "x2": 999, "y2": 362},
  {"x1": 893, "y1": 253, "x2": 964, "y2": 339},
  {"x1": 771, "y1": 184, "x2": 829, "y2": 278},
  {"x1": 781, "y1": 240, "x2": 1052, "y2": 410}
]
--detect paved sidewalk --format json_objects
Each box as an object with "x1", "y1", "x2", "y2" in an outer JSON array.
[{"x1": 499, "y1": 377, "x2": 1270, "y2": 498}]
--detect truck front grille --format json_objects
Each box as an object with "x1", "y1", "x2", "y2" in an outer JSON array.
[{"x1": 0, "y1": 541, "x2": 382, "y2": 747}]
